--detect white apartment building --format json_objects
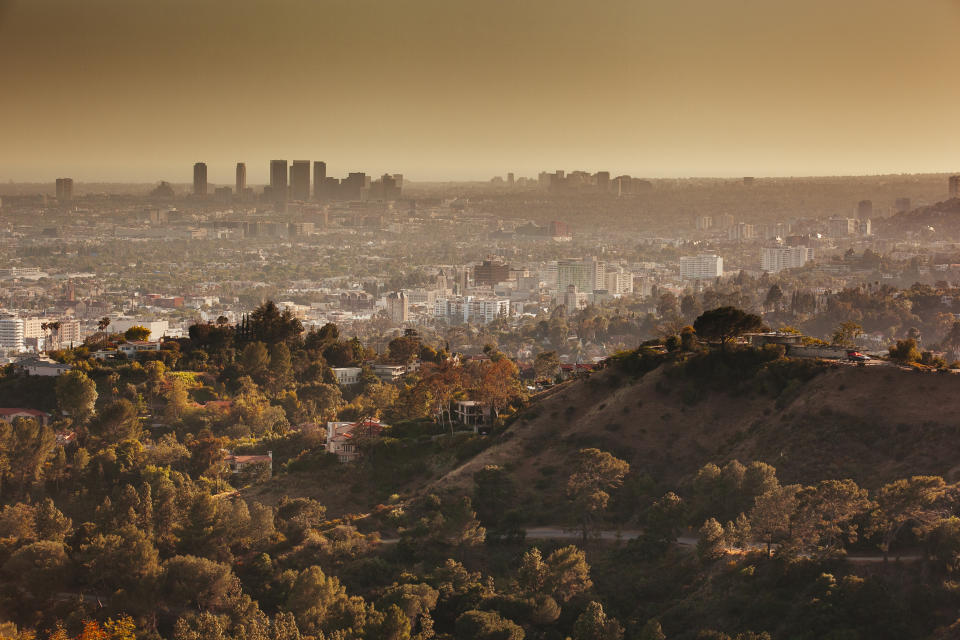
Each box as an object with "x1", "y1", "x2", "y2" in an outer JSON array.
[
  {"x1": 760, "y1": 246, "x2": 814, "y2": 273},
  {"x1": 110, "y1": 318, "x2": 169, "y2": 339},
  {"x1": 679, "y1": 255, "x2": 724, "y2": 280},
  {"x1": 0, "y1": 313, "x2": 25, "y2": 353},
  {"x1": 332, "y1": 367, "x2": 363, "y2": 387},
  {"x1": 434, "y1": 296, "x2": 510, "y2": 324},
  {"x1": 556, "y1": 257, "x2": 606, "y2": 293},
  {"x1": 604, "y1": 268, "x2": 634, "y2": 295}
]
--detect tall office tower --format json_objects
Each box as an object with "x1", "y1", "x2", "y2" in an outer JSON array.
[
  {"x1": 236, "y1": 163, "x2": 246, "y2": 194},
  {"x1": 55, "y1": 178, "x2": 74, "y2": 201},
  {"x1": 857, "y1": 199, "x2": 872, "y2": 219},
  {"x1": 290, "y1": 160, "x2": 311, "y2": 200},
  {"x1": 312, "y1": 161, "x2": 327, "y2": 199},
  {"x1": 193, "y1": 162, "x2": 208, "y2": 196},
  {"x1": 269, "y1": 160, "x2": 288, "y2": 201},
  {"x1": 595, "y1": 171, "x2": 610, "y2": 192},
  {"x1": 507, "y1": 172, "x2": 515, "y2": 187},
  {"x1": 950, "y1": 176, "x2": 960, "y2": 197}
]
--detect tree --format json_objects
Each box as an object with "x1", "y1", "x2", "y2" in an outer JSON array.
[
  {"x1": 693, "y1": 307, "x2": 766, "y2": 349},
  {"x1": 697, "y1": 518, "x2": 726, "y2": 562},
  {"x1": 124, "y1": 325, "x2": 152, "y2": 341},
  {"x1": 164, "y1": 376, "x2": 191, "y2": 422},
  {"x1": 831, "y1": 321, "x2": 863, "y2": 346},
  {"x1": 454, "y1": 610, "x2": 524, "y2": 640},
  {"x1": 388, "y1": 334, "x2": 421, "y2": 364},
  {"x1": 638, "y1": 619, "x2": 667, "y2": 640},
  {"x1": 566, "y1": 448, "x2": 629, "y2": 541},
  {"x1": 764, "y1": 284, "x2": 785, "y2": 310},
  {"x1": 162, "y1": 555, "x2": 241, "y2": 611},
  {"x1": 473, "y1": 358, "x2": 523, "y2": 419},
  {"x1": 534, "y1": 351, "x2": 560, "y2": 382},
  {"x1": 3, "y1": 540, "x2": 71, "y2": 598},
  {"x1": 241, "y1": 342, "x2": 271, "y2": 380},
  {"x1": 91, "y1": 399, "x2": 140, "y2": 444},
  {"x1": 792, "y1": 479, "x2": 872, "y2": 558},
  {"x1": 517, "y1": 547, "x2": 547, "y2": 593},
  {"x1": 285, "y1": 565, "x2": 365, "y2": 638},
  {"x1": 55, "y1": 370, "x2": 98, "y2": 423},
  {"x1": 5, "y1": 419, "x2": 56, "y2": 496},
  {"x1": 749, "y1": 485, "x2": 799, "y2": 556},
  {"x1": 889, "y1": 338, "x2": 921, "y2": 364},
  {"x1": 35, "y1": 498, "x2": 72, "y2": 542},
  {"x1": 573, "y1": 601, "x2": 623, "y2": 640},
  {"x1": 473, "y1": 465, "x2": 516, "y2": 528},
  {"x1": 248, "y1": 301, "x2": 304, "y2": 345},
  {"x1": 543, "y1": 545, "x2": 592, "y2": 603},
  {"x1": 871, "y1": 476, "x2": 948, "y2": 562}
]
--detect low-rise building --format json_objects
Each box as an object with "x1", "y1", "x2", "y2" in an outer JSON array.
[
  {"x1": 332, "y1": 366, "x2": 363, "y2": 387},
  {"x1": 453, "y1": 400, "x2": 492, "y2": 432},
  {"x1": 224, "y1": 451, "x2": 273, "y2": 475},
  {"x1": 0, "y1": 408, "x2": 49, "y2": 425},
  {"x1": 17, "y1": 355, "x2": 71, "y2": 376},
  {"x1": 326, "y1": 419, "x2": 386, "y2": 463}
]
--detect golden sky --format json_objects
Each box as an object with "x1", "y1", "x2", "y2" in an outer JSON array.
[{"x1": 1, "y1": 0, "x2": 958, "y2": 182}]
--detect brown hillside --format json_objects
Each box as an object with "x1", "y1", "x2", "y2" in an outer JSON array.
[{"x1": 433, "y1": 361, "x2": 960, "y2": 520}]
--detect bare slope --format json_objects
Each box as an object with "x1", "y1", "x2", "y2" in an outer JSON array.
[{"x1": 434, "y1": 362, "x2": 960, "y2": 508}]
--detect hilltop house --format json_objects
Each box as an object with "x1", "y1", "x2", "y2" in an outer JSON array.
[
  {"x1": 223, "y1": 451, "x2": 273, "y2": 476},
  {"x1": 326, "y1": 419, "x2": 387, "y2": 463},
  {"x1": 0, "y1": 408, "x2": 50, "y2": 425}
]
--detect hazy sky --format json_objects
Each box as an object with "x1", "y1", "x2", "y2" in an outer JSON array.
[{"x1": 1, "y1": 0, "x2": 958, "y2": 183}]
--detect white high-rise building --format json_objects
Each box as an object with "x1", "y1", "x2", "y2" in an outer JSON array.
[
  {"x1": 0, "y1": 313, "x2": 25, "y2": 352},
  {"x1": 760, "y1": 246, "x2": 814, "y2": 273},
  {"x1": 605, "y1": 268, "x2": 634, "y2": 295},
  {"x1": 679, "y1": 255, "x2": 724, "y2": 280},
  {"x1": 556, "y1": 258, "x2": 604, "y2": 293},
  {"x1": 434, "y1": 296, "x2": 509, "y2": 324}
]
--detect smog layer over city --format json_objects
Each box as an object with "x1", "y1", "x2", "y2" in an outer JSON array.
[{"x1": 2, "y1": 1, "x2": 960, "y2": 639}]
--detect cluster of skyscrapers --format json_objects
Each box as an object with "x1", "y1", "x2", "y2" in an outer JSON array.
[{"x1": 192, "y1": 161, "x2": 402, "y2": 203}]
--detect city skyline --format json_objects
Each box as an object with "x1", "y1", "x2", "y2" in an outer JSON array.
[{"x1": 2, "y1": 0, "x2": 960, "y2": 182}]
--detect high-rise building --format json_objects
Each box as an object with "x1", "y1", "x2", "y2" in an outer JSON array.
[
  {"x1": 235, "y1": 163, "x2": 246, "y2": 194},
  {"x1": 474, "y1": 260, "x2": 511, "y2": 287},
  {"x1": 193, "y1": 162, "x2": 208, "y2": 196},
  {"x1": 760, "y1": 246, "x2": 814, "y2": 273},
  {"x1": 679, "y1": 254, "x2": 723, "y2": 280},
  {"x1": 0, "y1": 313, "x2": 25, "y2": 352},
  {"x1": 385, "y1": 291, "x2": 409, "y2": 324},
  {"x1": 269, "y1": 160, "x2": 288, "y2": 202},
  {"x1": 557, "y1": 258, "x2": 601, "y2": 293},
  {"x1": 55, "y1": 178, "x2": 73, "y2": 202},
  {"x1": 313, "y1": 161, "x2": 327, "y2": 199},
  {"x1": 857, "y1": 200, "x2": 873, "y2": 219},
  {"x1": 950, "y1": 176, "x2": 960, "y2": 197},
  {"x1": 290, "y1": 160, "x2": 311, "y2": 201}
]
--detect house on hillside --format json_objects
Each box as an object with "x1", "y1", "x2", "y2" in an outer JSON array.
[
  {"x1": 17, "y1": 356, "x2": 71, "y2": 376},
  {"x1": 223, "y1": 451, "x2": 273, "y2": 476},
  {"x1": 331, "y1": 367, "x2": 363, "y2": 387},
  {"x1": 326, "y1": 420, "x2": 386, "y2": 463},
  {"x1": 453, "y1": 400, "x2": 492, "y2": 433},
  {"x1": 0, "y1": 408, "x2": 50, "y2": 425},
  {"x1": 117, "y1": 341, "x2": 162, "y2": 358}
]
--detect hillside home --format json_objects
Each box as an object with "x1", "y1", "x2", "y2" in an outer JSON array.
[{"x1": 326, "y1": 420, "x2": 386, "y2": 463}]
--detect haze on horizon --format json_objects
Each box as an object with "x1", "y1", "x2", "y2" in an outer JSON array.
[{"x1": 1, "y1": 0, "x2": 958, "y2": 184}]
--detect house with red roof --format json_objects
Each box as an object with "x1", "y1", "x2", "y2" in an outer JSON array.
[
  {"x1": 0, "y1": 408, "x2": 49, "y2": 425},
  {"x1": 326, "y1": 420, "x2": 386, "y2": 463}
]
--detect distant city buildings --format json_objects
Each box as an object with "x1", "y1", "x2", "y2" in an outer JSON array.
[
  {"x1": 55, "y1": 178, "x2": 73, "y2": 202},
  {"x1": 193, "y1": 163, "x2": 207, "y2": 196},
  {"x1": 679, "y1": 254, "x2": 723, "y2": 280},
  {"x1": 236, "y1": 163, "x2": 246, "y2": 194},
  {"x1": 384, "y1": 291, "x2": 409, "y2": 324},
  {"x1": 434, "y1": 296, "x2": 509, "y2": 324},
  {"x1": 950, "y1": 175, "x2": 960, "y2": 198},
  {"x1": 760, "y1": 246, "x2": 814, "y2": 273},
  {"x1": 270, "y1": 160, "x2": 288, "y2": 202},
  {"x1": 290, "y1": 160, "x2": 311, "y2": 201}
]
